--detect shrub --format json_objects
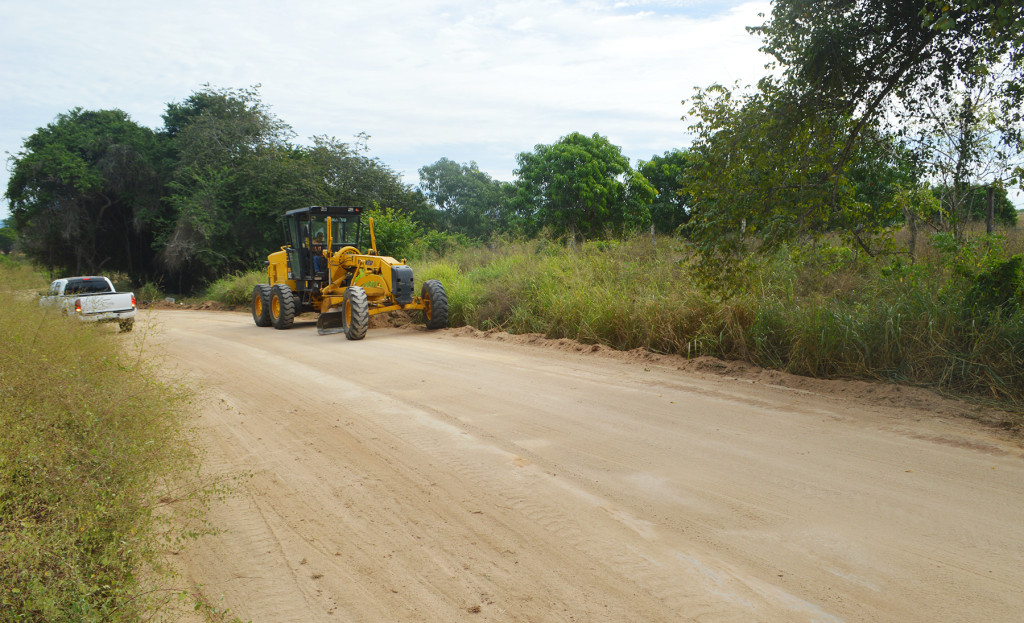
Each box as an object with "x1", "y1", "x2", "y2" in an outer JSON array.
[{"x1": 203, "y1": 270, "x2": 266, "y2": 307}]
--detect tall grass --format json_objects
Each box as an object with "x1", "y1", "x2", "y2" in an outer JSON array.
[
  {"x1": 0, "y1": 262, "x2": 204, "y2": 621},
  {"x1": 201, "y1": 270, "x2": 267, "y2": 307},
  {"x1": 417, "y1": 233, "x2": 1024, "y2": 419}
]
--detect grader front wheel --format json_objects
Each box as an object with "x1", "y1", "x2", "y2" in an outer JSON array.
[
  {"x1": 342, "y1": 286, "x2": 369, "y2": 340},
  {"x1": 421, "y1": 279, "x2": 449, "y2": 330}
]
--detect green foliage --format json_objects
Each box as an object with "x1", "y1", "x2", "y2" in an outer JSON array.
[
  {"x1": 746, "y1": 1, "x2": 1024, "y2": 242},
  {"x1": 931, "y1": 184, "x2": 1019, "y2": 227},
  {"x1": 5, "y1": 86, "x2": 432, "y2": 295},
  {"x1": 636, "y1": 149, "x2": 694, "y2": 234},
  {"x1": 418, "y1": 158, "x2": 514, "y2": 238},
  {"x1": 684, "y1": 82, "x2": 915, "y2": 287},
  {"x1": 0, "y1": 226, "x2": 17, "y2": 254},
  {"x1": 365, "y1": 204, "x2": 422, "y2": 259},
  {"x1": 5, "y1": 108, "x2": 167, "y2": 283},
  {"x1": 202, "y1": 270, "x2": 268, "y2": 307},
  {"x1": 159, "y1": 85, "x2": 301, "y2": 289},
  {"x1": 300, "y1": 135, "x2": 434, "y2": 226},
  {"x1": 966, "y1": 255, "x2": 1023, "y2": 313},
  {"x1": 513, "y1": 132, "x2": 655, "y2": 239},
  {"x1": 135, "y1": 281, "x2": 165, "y2": 305},
  {"x1": 0, "y1": 264, "x2": 205, "y2": 621}
]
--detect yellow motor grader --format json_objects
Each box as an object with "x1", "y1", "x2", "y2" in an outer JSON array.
[{"x1": 252, "y1": 205, "x2": 448, "y2": 340}]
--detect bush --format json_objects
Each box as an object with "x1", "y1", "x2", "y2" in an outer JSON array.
[{"x1": 203, "y1": 270, "x2": 266, "y2": 307}]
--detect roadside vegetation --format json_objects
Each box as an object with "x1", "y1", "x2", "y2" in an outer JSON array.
[
  {"x1": 429, "y1": 230, "x2": 1023, "y2": 421},
  {"x1": 0, "y1": 260, "x2": 208, "y2": 621}
]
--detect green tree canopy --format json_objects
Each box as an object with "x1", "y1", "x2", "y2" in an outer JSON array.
[
  {"x1": 158, "y1": 87, "x2": 430, "y2": 290},
  {"x1": 750, "y1": 0, "x2": 1024, "y2": 216},
  {"x1": 637, "y1": 149, "x2": 694, "y2": 234},
  {"x1": 513, "y1": 132, "x2": 654, "y2": 239},
  {"x1": 418, "y1": 158, "x2": 513, "y2": 238},
  {"x1": 0, "y1": 224, "x2": 17, "y2": 254},
  {"x1": 684, "y1": 80, "x2": 921, "y2": 279},
  {"x1": 301, "y1": 135, "x2": 433, "y2": 227},
  {"x1": 5, "y1": 108, "x2": 167, "y2": 281},
  {"x1": 6, "y1": 85, "x2": 435, "y2": 293}
]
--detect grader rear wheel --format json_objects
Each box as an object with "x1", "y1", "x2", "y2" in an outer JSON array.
[
  {"x1": 252, "y1": 284, "x2": 272, "y2": 327},
  {"x1": 270, "y1": 284, "x2": 296, "y2": 329}
]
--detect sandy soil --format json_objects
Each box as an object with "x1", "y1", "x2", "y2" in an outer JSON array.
[{"x1": 145, "y1": 309, "x2": 1024, "y2": 622}]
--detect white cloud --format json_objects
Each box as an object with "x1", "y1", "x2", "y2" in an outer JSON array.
[{"x1": 1, "y1": 0, "x2": 773, "y2": 218}]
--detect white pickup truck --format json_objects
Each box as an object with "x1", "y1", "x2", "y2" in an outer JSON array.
[{"x1": 41, "y1": 276, "x2": 137, "y2": 332}]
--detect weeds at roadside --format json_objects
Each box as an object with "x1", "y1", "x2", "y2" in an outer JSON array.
[
  {"x1": 414, "y1": 231, "x2": 1024, "y2": 420},
  {"x1": 0, "y1": 260, "x2": 216, "y2": 622}
]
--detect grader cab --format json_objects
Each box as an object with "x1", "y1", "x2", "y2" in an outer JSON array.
[{"x1": 251, "y1": 205, "x2": 448, "y2": 340}]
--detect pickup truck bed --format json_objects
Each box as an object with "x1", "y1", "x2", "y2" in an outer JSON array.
[{"x1": 41, "y1": 276, "x2": 137, "y2": 332}]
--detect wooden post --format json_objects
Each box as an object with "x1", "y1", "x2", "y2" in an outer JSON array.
[{"x1": 986, "y1": 185, "x2": 995, "y2": 234}]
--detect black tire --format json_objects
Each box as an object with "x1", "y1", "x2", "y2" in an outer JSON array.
[
  {"x1": 343, "y1": 286, "x2": 369, "y2": 341},
  {"x1": 421, "y1": 279, "x2": 448, "y2": 330},
  {"x1": 270, "y1": 284, "x2": 296, "y2": 329},
  {"x1": 118, "y1": 318, "x2": 134, "y2": 333},
  {"x1": 252, "y1": 284, "x2": 272, "y2": 327}
]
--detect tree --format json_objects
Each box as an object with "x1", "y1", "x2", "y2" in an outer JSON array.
[
  {"x1": 5, "y1": 108, "x2": 167, "y2": 280},
  {"x1": 0, "y1": 223, "x2": 16, "y2": 254},
  {"x1": 637, "y1": 149, "x2": 694, "y2": 234},
  {"x1": 513, "y1": 132, "x2": 654, "y2": 240},
  {"x1": 418, "y1": 158, "x2": 513, "y2": 238},
  {"x1": 683, "y1": 80, "x2": 920, "y2": 277},
  {"x1": 300, "y1": 135, "x2": 434, "y2": 227},
  {"x1": 902, "y1": 64, "x2": 1024, "y2": 237},
  {"x1": 157, "y1": 85, "x2": 299, "y2": 289},
  {"x1": 750, "y1": 1, "x2": 1024, "y2": 213}
]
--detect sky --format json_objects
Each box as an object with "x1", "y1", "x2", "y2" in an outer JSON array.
[{"x1": 0, "y1": 0, "x2": 777, "y2": 220}]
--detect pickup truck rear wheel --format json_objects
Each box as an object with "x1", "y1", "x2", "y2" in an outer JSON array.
[
  {"x1": 271, "y1": 284, "x2": 296, "y2": 330},
  {"x1": 252, "y1": 284, "x2": 272, "y2": 327},
  {"x1": 119, "y1": 319, "x2": 134, "y2": 333}
]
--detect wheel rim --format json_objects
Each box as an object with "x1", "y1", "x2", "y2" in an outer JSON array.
[
  {"x1": 255, "y1": 297, "x2": 263, "y2": 316},
  {"x1": 272, "y1": 295, "x2": 280, "y2": 318}
]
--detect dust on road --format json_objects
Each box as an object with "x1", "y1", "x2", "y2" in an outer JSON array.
[{"x1": 147, "y1": 309, "x2": 1024, "y2": 622}]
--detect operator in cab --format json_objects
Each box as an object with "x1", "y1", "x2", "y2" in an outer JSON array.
[{"x1": 312, "y1": 232, "x2": 326, "y2": 276}]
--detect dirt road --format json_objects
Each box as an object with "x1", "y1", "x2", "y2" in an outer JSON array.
[{"x1": 148, "y1": 309, "x2": 1024, "y2": 622}]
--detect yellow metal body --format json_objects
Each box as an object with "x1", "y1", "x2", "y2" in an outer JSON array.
[{"x1": 266, "y1": 217, "x2": 427, "y2": 317}]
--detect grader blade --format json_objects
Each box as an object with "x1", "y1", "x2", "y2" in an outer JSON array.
[{"x1": 316, "y1": 308, "x2": 346, "y2": 335}]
